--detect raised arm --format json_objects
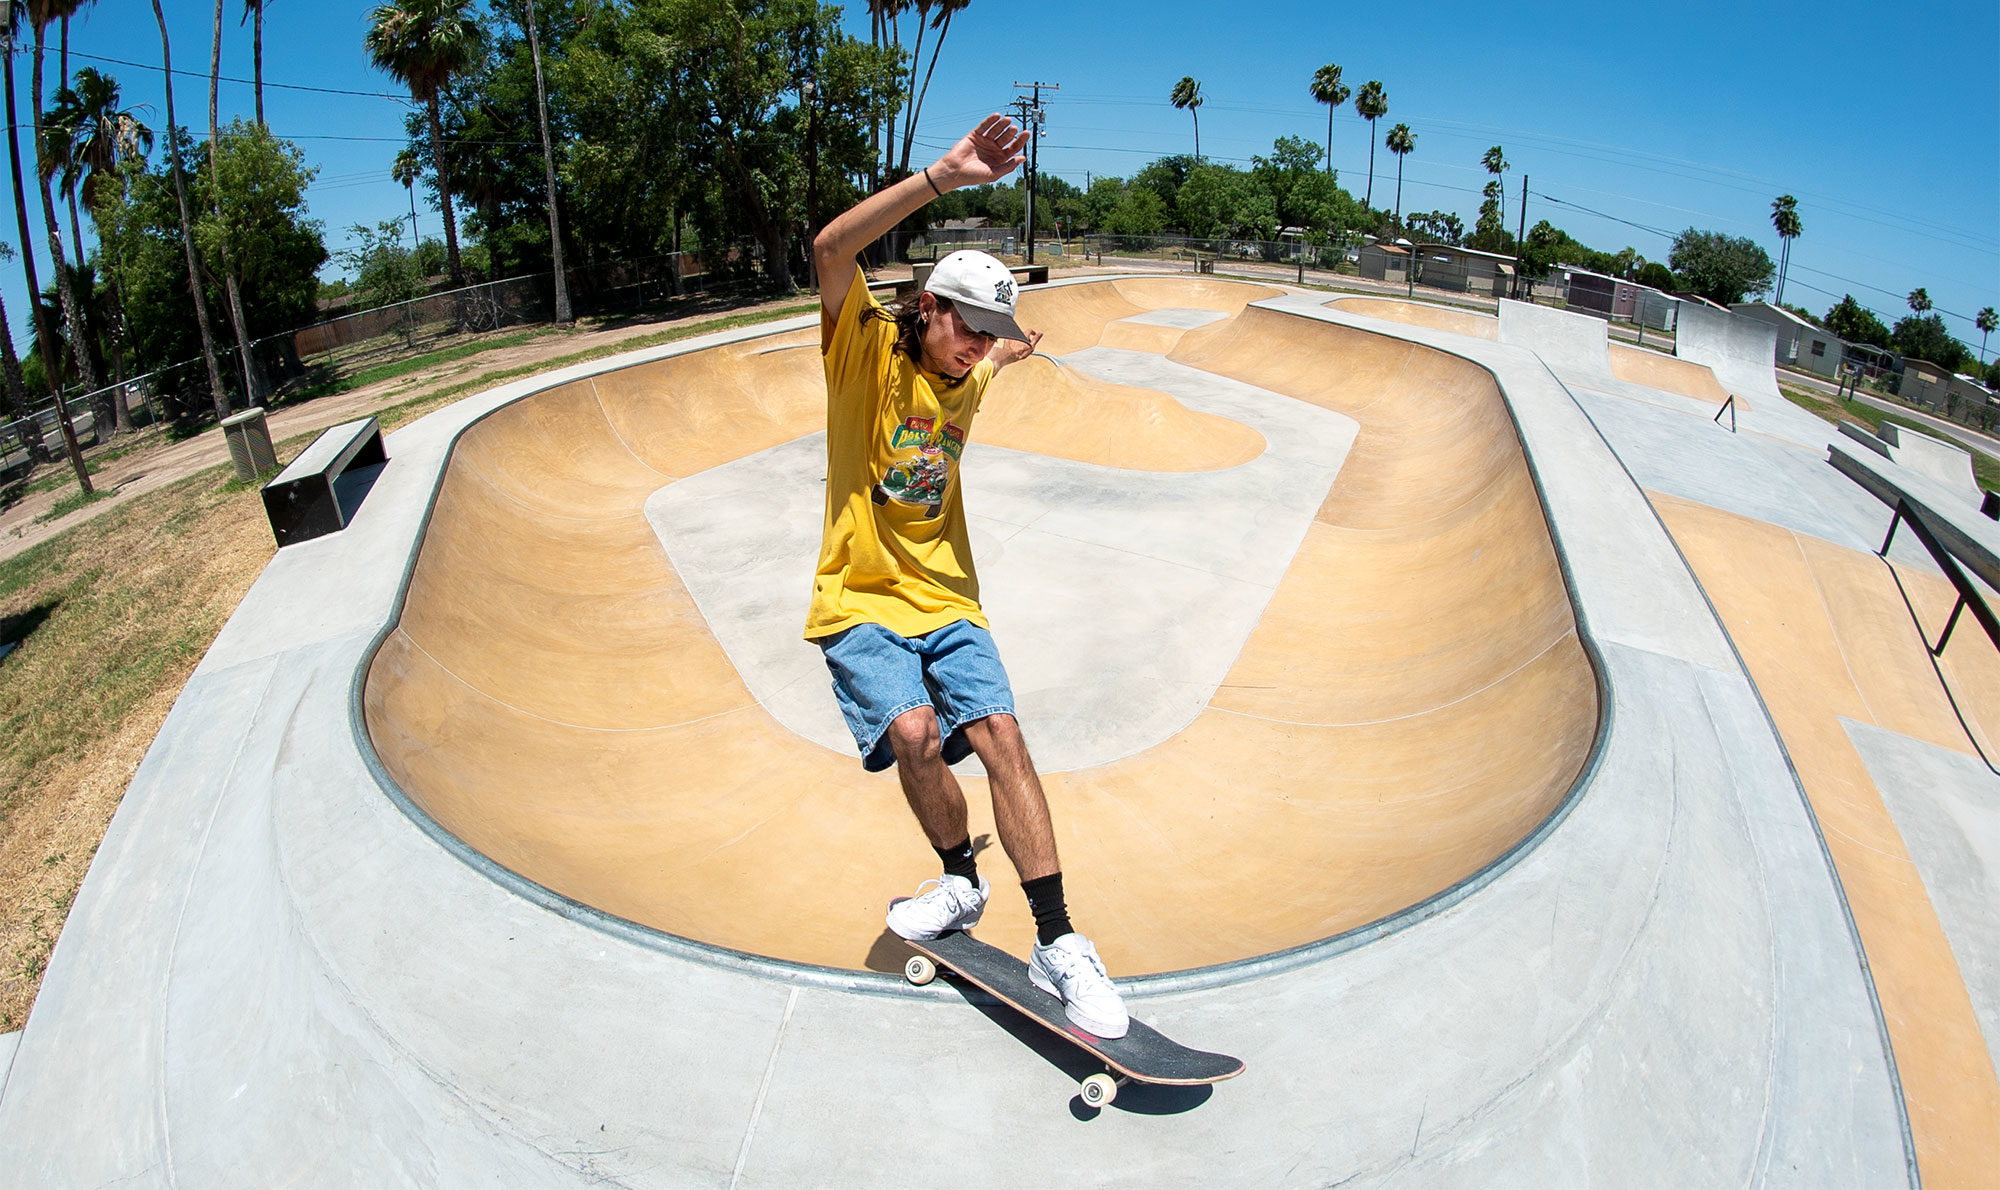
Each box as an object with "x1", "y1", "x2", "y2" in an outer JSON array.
[{"x1": 814, "y1": 114, "x2": 1030, "y2": 347}]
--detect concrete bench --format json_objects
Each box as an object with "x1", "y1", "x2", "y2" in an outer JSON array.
[{"x1": 260, "y1": 416, "x2": 388, "y2": 547}]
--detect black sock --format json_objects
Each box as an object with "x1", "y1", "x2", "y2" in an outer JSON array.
[
  {"x1": 935, "y1": 838, "x2": 978, "y2": 884},
  {"x1": 1021, "y1": 873, "x2": 1073, "y2": 946}
]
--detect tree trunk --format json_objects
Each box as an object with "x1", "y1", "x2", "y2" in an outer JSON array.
[
  {"x1": 896, "y1": 10, "x2": 927, "y2": 175},
  {"x1": 253, "y1": 4, "x2": 265, "y2": 126},
  {"x1": 3, "y1": 37, "x2": 61, "y2": 470},
  {"x1": 153, "y1": 0, "x2": 232, "y2": 424},
  {"x1": 32, "y1": 20, "x2": 98, "y2": 486},
  {"x1": 212, "y1": 0, "x2": 268, "y2": 406},
  {"x1": 525, "y1": 0, "x2": 569, "y2": 323},
  {"x1": 429, "y1": 97, "x2": 466, "y2": 287},
  {"x1": 1325, "y1": 106, "x2": 1333, "y2": 175},
  {"x1": 1364, "y1": 123, "x2": 1375, "y2": 206}
]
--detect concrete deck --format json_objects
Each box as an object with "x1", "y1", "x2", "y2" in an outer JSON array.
[{"x1": 4, "y1": 274, "x2": 1991, "y2": 1185}]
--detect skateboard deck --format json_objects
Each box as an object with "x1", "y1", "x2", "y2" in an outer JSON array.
[{"x1": 901, "y1": 928, "x2": 1243, "y2": 1106}]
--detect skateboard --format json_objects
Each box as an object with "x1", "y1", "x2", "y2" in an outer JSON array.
[{"x1": 900, "y1": 928, "x2": 1244, "y2": 1107}]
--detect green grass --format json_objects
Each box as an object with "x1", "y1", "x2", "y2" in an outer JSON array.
[
  {"x1": 289, "y1": 329, "x2": 549, "y2": 401},
  {"x1": 33, "y1": 484, "x2": 115, "y2": 524}
]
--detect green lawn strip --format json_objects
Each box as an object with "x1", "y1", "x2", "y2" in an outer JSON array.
[
  {"x1": 33, "y1": 485, "x2": 116, "y2": 524},
  {"x1": 289, "y1": 329, "x2": 551, "y2": 400}
]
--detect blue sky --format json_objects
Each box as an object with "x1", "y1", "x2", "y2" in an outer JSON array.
[{"x1": 9, "y1": 0, "x2": 1998, "y2": 366}]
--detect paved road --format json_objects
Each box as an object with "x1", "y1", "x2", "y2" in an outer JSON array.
[{"x1": 1782, "y1": 366, "x2": 2000, "y2": 465}]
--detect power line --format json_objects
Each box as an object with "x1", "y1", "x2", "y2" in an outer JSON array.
[{"x1": 26, "y1": 46, "x2": 412, "y2": 104}]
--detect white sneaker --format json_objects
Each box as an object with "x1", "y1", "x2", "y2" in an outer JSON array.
[
  {"x1": 1029, "y1": 933, "x2": 1129, "y2": 1039},
  {"x1": 886, "y1": 874, "x2": 989, "y2": 940}
]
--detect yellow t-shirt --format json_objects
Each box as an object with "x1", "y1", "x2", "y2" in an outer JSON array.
[{"x1": 804, "y1": 267, "x2": 995, "y2": 640}]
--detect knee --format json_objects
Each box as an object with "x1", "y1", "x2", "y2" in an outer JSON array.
[
  {"x1": 885, "y1": 707, "x2": 943, "y2": 763},
  {"x1": 965, "y1": 713, "x2": 1028, "y2": 760}
]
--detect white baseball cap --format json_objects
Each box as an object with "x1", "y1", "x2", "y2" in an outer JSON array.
[{"x1": 924, "y1": 250, "x2": 1030, "y2": 342}]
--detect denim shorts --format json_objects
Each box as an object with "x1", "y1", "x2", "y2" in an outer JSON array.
[{"x1": 818, "y1": 619, "x2": 1017, "y2": 772}]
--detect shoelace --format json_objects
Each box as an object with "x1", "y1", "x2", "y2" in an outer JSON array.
[
  {"x1": 1044, "y1": 943, "x2": 1108, "y2": 987},
  {"x1": 910, "y1": 878, "x2": 971, "y2": 917}
]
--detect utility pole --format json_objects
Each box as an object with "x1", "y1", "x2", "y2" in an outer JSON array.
[
  {"x1": 1514, "y1": 174, "x2": 1529, "y2": 300},
  {"x1": 1012, "y1": 81, "x2": 1058, "y2": 265}
]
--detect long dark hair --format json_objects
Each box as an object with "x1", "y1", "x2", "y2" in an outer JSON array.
[{"x1": 864, "y1": 291, "x2": 965, "y2": 386}]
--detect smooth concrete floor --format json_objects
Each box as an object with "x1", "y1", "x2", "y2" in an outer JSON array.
[{"x1": 364, "y1": 278, "x2": 1596, "y2": 975}]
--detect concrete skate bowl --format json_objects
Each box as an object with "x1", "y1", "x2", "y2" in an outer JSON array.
[
  {"x1": 1326, "y1": 296, "x2": 1499, "y2": 339},
  {"x1": 361, "y1": 278, "x2": 1600, "y2": 979}
]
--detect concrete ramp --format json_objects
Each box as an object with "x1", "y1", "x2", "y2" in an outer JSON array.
[
  {"x1": 1878, "y1": 422, "x2": 1984, "y2": 506},
  {"x1": 1608, "y1": 343, "x2": 1733, "y2": 406},
  {"x1": 1498, "y1": 299, "x2": 1617, "y2": 388},
  {"x1": 1326, "y1": 296, "x2": 1498, "y2": 339},
  {"x1": 1675, "y1": 302, "x2": 1782, "y2": 403}
]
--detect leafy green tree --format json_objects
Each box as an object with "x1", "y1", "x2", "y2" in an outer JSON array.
[
  {"x1": 1406, "y1": 210, "x2": 1462, "y2": 246},
  {"x1": 98, "y1": 123, "x2": 324, "y2": 412},
  {"x1": 1384, "y1": 123, "x2": 1414, "y2": 220},
  {"x1": 1469, "y1": 180, "x2": 1509, "y2": 253},
  {"x1": 1635, "y1": 260, "x2": 1676, "y2": 292},
  {"x1": 1823, "y1": 295, "x2": 1890, "y2": 348},
  {"x1": 367, "y1": 0, "x2": 483, "y2": 286},
  {"x1": 1132, "y1": 154, "x2": 1194, "y2": 222},
  {"x1": 1769, "y1": 195, "x2": 1800, "y2": 306},
  {"x1": 1170, "y1": 76, "x2": 1203, "y2": 162},
  {"x1": 1977, "y1": 306, "x2": 1996, "y2": 364},
  {"x1": 1667, "y1": 228, "x2": 1774, "y2": 305},
  {"x1": 1352, "y1": 80, "x2": 1386, "y2": 207},
  {"x1": 1891, "y1": 313, "x2": 1966, "y2": 371},
  {"x1": 1104, "y1": 186, "x2": 1167, "y2": 236},
  {"x1": 1308, "y1": 63, "x2": 1349, "y2": 176}
]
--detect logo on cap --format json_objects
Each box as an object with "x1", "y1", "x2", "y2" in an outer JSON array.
[{"x1": 993, "y1": 279, "x2": 1016, "y2": 306}]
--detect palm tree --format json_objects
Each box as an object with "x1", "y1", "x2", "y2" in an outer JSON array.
[
  {"x1": 1908, "y1": 288, "x2": 1931, "y2": 315},
  {"x1": 392, "y1": 148, "x2": 421, "y2": 250},
  {"x1": 1170, "y1": 76, "x2": 1203, "y2": 163},
  {"x1": 1978, "y1": 307, "x2": 1997, "y2": 364},
  {"x1": 522, "y1": 0, "x2": 569, "y2": 323},
  {"x1": 1308, "y1": 64, "x2": 1349, "y2": 177},
  {"x1": 27, "y1": 0, "x2": 103, "y2": 411},
  {"x1": 1386, "y1": 123, "x2": 1415, "y2": 221},
  {"x1": 211, "y1": 0, "x2": 267, "y2": 405},
  {"x1": 898, "y1": 0, "x2": 970, "y2": 175},
  {"x1": 3, "y1": 5, "x2": 85, "y2": 487},
  {"x1": 366, "y1": 0, "x2": 482, "y2": 287},
  {"x1": 150, "y1": 0, "x2": 231, "y2": 424},
  {"x1": 49, "y1": 67, "x2": 152, "y2": 433},
  {"x1": 868, "y1": 0, "x2": 907, "y2": 186},
  {"x1": 1769, "y1": 195, "x2": 1801, "y2": 307},
  {"x1": 1353, "y1": 80, "x2": 1387, "y2": 207},
  {"x1": 241, "y1": 0, "x2": 273, "y2": 126},
  {"x1": 1481, "y1": 145, "x2": 1508, "y2": 229}
]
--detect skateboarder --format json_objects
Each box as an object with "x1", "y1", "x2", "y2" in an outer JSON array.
[{"x1": 806, "y1": 114, "x2": 1128, "y2": 1039}]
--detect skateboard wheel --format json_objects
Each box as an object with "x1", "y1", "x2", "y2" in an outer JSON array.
[
  {"x1": 1080, "y1": 1073, "x2": 1118, "y2": 1107},
  {"x1": 903, "y1": 955, "x2": 937, "y2": 986}
]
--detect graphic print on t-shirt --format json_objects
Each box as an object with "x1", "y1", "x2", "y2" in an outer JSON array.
[{"x1": 876, "y1": 414, "x2": 966, "y2": 518}]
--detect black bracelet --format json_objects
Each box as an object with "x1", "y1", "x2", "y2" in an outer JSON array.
[{"x1": 923, "y1": 166, "x2": 943, "y2": 197}]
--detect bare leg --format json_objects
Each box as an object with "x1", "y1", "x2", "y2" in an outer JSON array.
[
  {"x1": 885, "y1": 706, "x2": 971, "y2": 850},
  {"x1": 961, "y1": 713, "x2": 1059, "y2": 881}
]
